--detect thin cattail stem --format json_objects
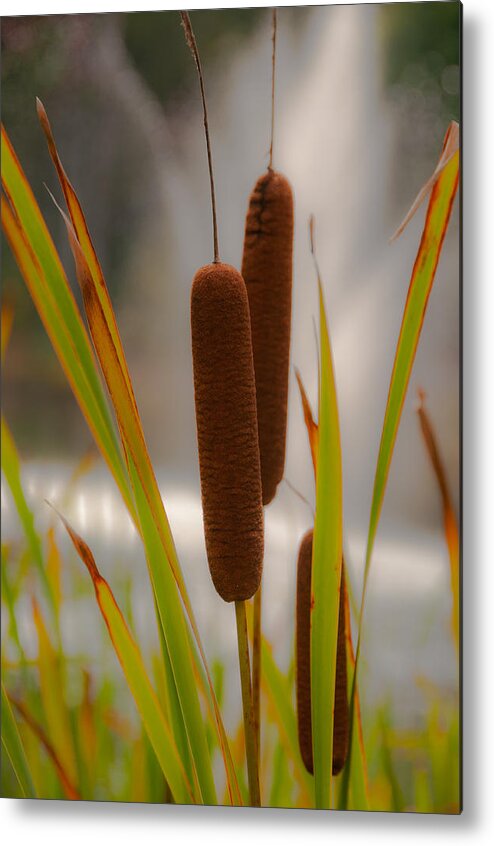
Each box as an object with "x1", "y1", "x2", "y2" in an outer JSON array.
[
  {"x1": 252, "y1": 585, "x2": 262, "y2": 766},
  {"x1": 235, "y1": 600, "x2": 261, "y2": 806},
  {"x1": 180, "y1": 11, "x2": 219, "y2": 263},
  {"x1": 268, "y1": 8, "x2": 277, "y2": 171}
]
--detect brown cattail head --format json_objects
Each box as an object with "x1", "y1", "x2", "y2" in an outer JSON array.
[
  {"x1": 191, "y1": 262, "x2": 264, "y2": 602},
  {"x1": 296, "y1": 529, "x2": 313, "y2": 774},
  {"x1": 242, "y1": 169, "x2": 294, "y2": 505},
  {"x1": 332, "y1": 564, "x2": 349, "y2": 775},
  {"x1": 296, "y1": 529, "x2": 349, "y2": 776}
]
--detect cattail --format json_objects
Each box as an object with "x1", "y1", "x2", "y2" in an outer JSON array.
[
  {"x1": 241, "y1": 10, "x2": 294, "y2": 506},
  {"x1": 182, "y1": 12, "x2": 264, "y2": 604},
  {"x1": 296, "y1": 529, "x2": 349, "y2": 776},
  {"x1": 332, "y1": 561, "x2": 349, "y2": 776},
  {"x1": 183, "y1": 11, "x2": 262, "y2": 807},
  {"x1": 191, "y1": 263, "x2": 264, "y2": 601}
]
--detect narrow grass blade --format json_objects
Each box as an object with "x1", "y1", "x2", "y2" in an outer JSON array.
[
  {"x1": 1, "y1": 683, "x2": 37, "y2": 798},
  {"x1": 1, "y1": 417, "x2": 55, "y2": 617},
  {"x1": 1, "y1": 301, "x2": 14, "y2": 363},
  {"x1": 364, "y1": 128, "x2": 459, "y2": 590},
  {"x1": 37, "y1": 99, "x2": 138, "y2": 415},
  {"x1": 414, "y1": 768, "x2": 433, "y2": 814},
  {"x1": 127, "y1": 457, "x2": 218, "y2": 804},
  {"x1": 391, "y1": 121, "x2": 459, "y2": 242},
  {"x1": 339, "y1": 578, "x2": 369, "y2": 810},
  {"x1": 1, "y1": 147, "x2": 134, "y2": 520},
  {"x1": 77, "y1": 671, "x2": 98, "y2": 797},
  {"x1": 268, "y1": 740, "x2": 294, "y2": 808},
  {"x1": 50, "y1": 192, "x2": 193, "y2": 621},
  {"x1": 1, "y1": 127, "x2": 112, "y2": 427},
  {"x1": 378, "y1": 708, "x2": 405, "y2": 813},
  {"x1": 52, "y1": 506, "x2": 195, "y2": 805},
  {"x1": 31, "y1": 596, "x2": 78, "y2": 785},
  {"x1": 182, "y1": 614, "x2": 243, "y2": 805},
  {"x1": 1, "y1": 549, "x2": 27, "y2": 667},
  {"x1": 417, "y1": 391, "x2": 459, "y2": 651},
  {"x1": 296, "y1": 355, "x2": 368, "y2": 808},
  {"x1": 311, "y1": 282, "x2": 343, "y2": 809},
  {"x1": 295, "y1": 368, "x2": 318, "y2": 478},
  {"x1": 261, "y1": 638, "x2": 314, "y2": 806},
  {"x1": 225, "y1": 721, "x2": 248, "y2": 805},
  {"x1": 156, "y1": 607, "x2": 197, "y2": 799},
  {"x1": 46, "y1": 526, "x2": 63, "y2": 614},
  {"x1": 10, "y1": 695, "x2": 80, "y2": 799},
  {"x1": 37, "y1": 111, "x2": 186, "y2": 608},
  {"x1": 346, "y1": 123, "x2": 459, "y2": 801}
]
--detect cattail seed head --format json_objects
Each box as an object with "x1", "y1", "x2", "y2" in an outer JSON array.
[
  {"x1": 242, "y1": 169, "x2": 294, "y2": 505},
  {"x1": 191, "y1": 262, "x2": 264, "y2": 602},
  {"x1": 181, "y1": 13, "x2": 264, "y2": 603},
  {"x1": 296, "y1": 529, "x2": 349, "y2": 775},
  {"x1": 296, "y1": 529, "x2": 313, "y2": 774}
]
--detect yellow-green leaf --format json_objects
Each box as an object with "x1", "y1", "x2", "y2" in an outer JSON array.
[
  {"x1": 1, "y1": 417, "x2": 55, "y2": 617},
  {"x1": 295, "y1": 368, "x2": 318, "y2": 479},
  {"x1": 54, "y1": 507, "x2": 195, "y2": 805},
  {"x1": 261, "y1": 638, "x2": 314, "y2": 807},
  {"x1": 311, "y1": 282, "x2": 343, "y2": 809},
  {"x1": 344, "y1": 122, "x2": 459, "y2": 805},
  {"x1": 365, "y1": 131, "x2": 459, "y2": 582},
  {"x1": 340, "y1": 585, "x2": 369, "y2": 810},
  {"x1": 1, "y1": 132, "x2": 134, "y2": 521},
  {"x1": 1, "y1": 683, "x2": 37, "y2": 798},
  {"x1": 1, "y1": 300, "x2": 14, "y2": 363},
  {"x1": 417, "y1": 391, "x2": 459, "y2": 651},
  {"x1": 37, "y1": 99, "x2": 138, "y2": 412},
  {"x1": 32, "y1": 596, "x2": 78, "y2": 785},
  {"x1": 9, "y1": 694, "x2": 80, "y2": 800}
]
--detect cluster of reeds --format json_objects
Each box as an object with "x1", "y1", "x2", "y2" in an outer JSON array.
[{"x1": 1, "y1": 9, "x2": 460, "y2": 812}]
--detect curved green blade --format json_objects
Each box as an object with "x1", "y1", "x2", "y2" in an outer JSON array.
[
  {"x1": 311, "y1": 282, "x2": 343, "y2": 809},
  {"x1": 1, "y1": 683, "x2": 37, "y2": 798}
]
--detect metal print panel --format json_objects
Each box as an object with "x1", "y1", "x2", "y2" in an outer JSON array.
[{"x1": 1, "y1": 2, "x2": 461, "y2": 813}]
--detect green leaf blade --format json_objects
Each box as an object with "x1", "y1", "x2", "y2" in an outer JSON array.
[
  {"x1": 366, "y1": 149, "x2": 459, "y2": 576},
  {"x1": 261, "y1": 638, "x2": 314, "y2": 806},
  {"x1": 1, "y1": 417, "x2": 55, "y2": 617},
  {"x1": 1, "y1": 684, "x2": 37, "y2": 798},
  {"x1": 311, "y1": 283, "x2": 343, "y2": 809}
]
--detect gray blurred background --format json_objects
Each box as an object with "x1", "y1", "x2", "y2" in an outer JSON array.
[{"x1": 1, "y1": 3, "x2": 460, "y2": 728}]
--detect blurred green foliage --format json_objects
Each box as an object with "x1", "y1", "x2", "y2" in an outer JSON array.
[
  {"x1": 123, "y1": 8, "x2": 264, "y2": 106},
  {"x1": 380, "y1": 0, "x2": 460, "y2": 120},
  {"x1": 1, "y1": 5, "x2": 461, "y2": 136}
]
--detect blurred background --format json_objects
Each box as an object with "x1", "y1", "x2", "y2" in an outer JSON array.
[{"x1": 2, "y1": 3, "x2": 460, "y2": 739}]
